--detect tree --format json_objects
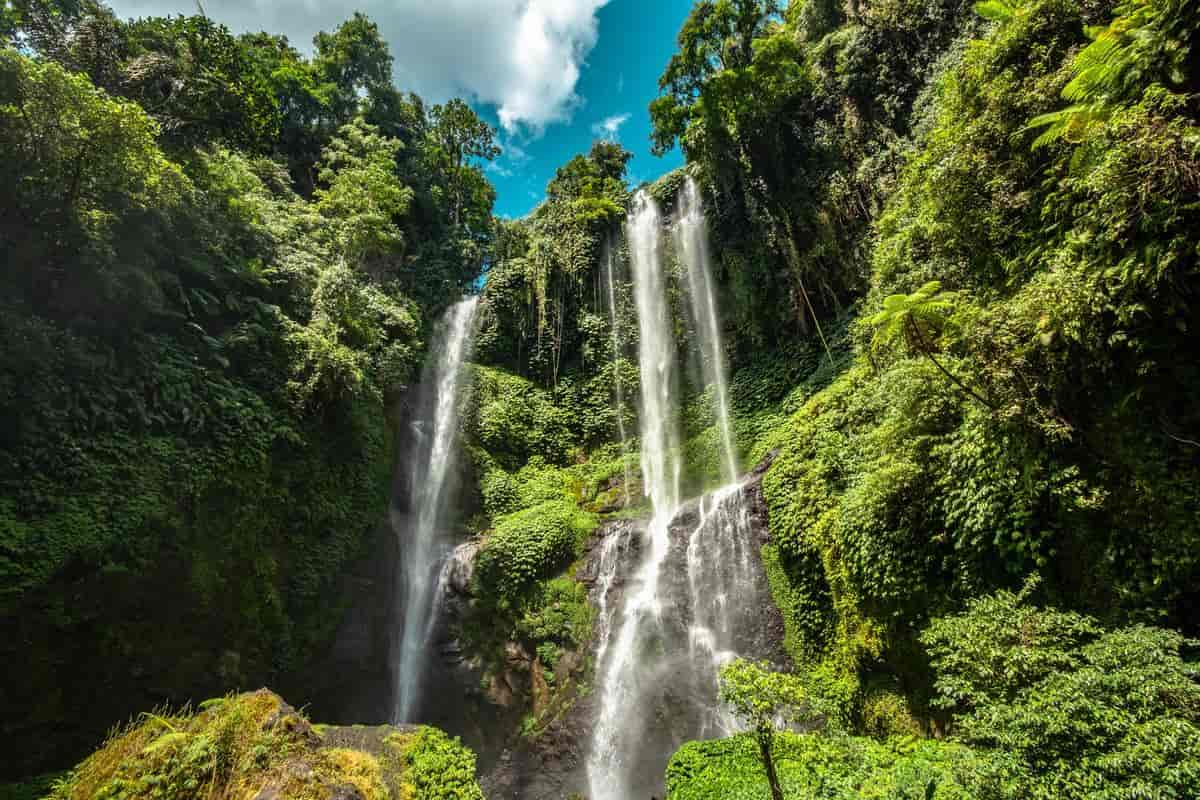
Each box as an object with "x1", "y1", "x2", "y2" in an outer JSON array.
[
  {"x1": 313, "y1": 12, "x2": 393, "y2": 123},
  {"x1": 314, "y1": 117, "x2": 413, "y2": 273},
  {"x1": 119, "y1": 14, "x2": 282, "y2": 152},
  {"x1": 868, "y1": 280, "x2": 995, "y2": 409},
  {"x1": 650, "y1": 0, "x2": 785, "y2": 156},
  {"x1": 0, "y1": 48, "x2": 186, "y2": 323},
  {"x1": 719, "y1": 659, "x2": 809, "y2": 800},
  {"x1": 431, "y1": 98, "x2": 499, "y2": 227},
  {"x1": 922, "y1": 578, "x2": 1200, "y2": 800}
]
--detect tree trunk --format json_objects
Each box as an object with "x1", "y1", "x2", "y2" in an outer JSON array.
[
  {"x1": 757, "y1": 729, "x2": 784, "y2": 800},
  {"x1": 905, "y1": 316, "x2": 995, "y2": 410}
]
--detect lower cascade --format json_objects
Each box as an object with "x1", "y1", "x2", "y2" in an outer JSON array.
[{"x1": 584, "y1": 477, "x2": 783, "y2": 799}]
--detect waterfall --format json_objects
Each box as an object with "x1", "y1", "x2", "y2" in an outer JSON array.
[
  {"x1": 391, "y1": 296, "x2": 478, "y2": 723},
  {"x1": 590, "y1": 521, "x2": 639, "y2": 668},
  {"x1": 582, "y1": 184, "x2": 775, "y2": 799},
  {"x1": 603, "y1": 238, "x2": 633, "y2": 507},
  {"x1": 675, "y1": 176, "x2": 739, "y2": 484},
  {"x1": 588, "y1": 191, "x2": 683, "y2": 800},
  {"x1": 683, "y1": 482, "x2": 759, "y2": 738}
]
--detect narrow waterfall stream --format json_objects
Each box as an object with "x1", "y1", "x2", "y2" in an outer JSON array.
[
  {"x1": 675, "y1": 176, "x2": 740, "y2": 485},
  {"x1": 603, "y1": 237, "x2": 634, "y2": 508},
  {"x1": 391, "y1": 296, "x2": 478, "y2": 723},
  {"x1": 588, "y1": 191, "x2": 683, "y2": 800}
]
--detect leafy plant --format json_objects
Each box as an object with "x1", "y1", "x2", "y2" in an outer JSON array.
[
  {"x1": 719, "y1": 660, "x2": 813, "y2": 800},
  {"x1": 923, "y1": 580, "x2": 1200, "y2": 799}
]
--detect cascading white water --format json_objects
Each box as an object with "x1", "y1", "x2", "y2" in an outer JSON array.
[
  {"x1": 602, "y1": 239, "x2": 633, "y2": 507},
  {"x1": 392, "y1": 296, "x2": 478, "y2": 723},
  {"x1": 590, "y1": 521, "x2": 638, "y2": 668},
  {"x1": 588, "y1": 191, "x2": 683, "y2": 800},
  {"x1": 581, "y1": 184, "x2": 775, "y2": 799},
  {"x1": 683, "y1": 482, "x2": 759, "y2": 738},
  {"x1": 675, "y1": 176, "x2": 739, "y2": 484}
]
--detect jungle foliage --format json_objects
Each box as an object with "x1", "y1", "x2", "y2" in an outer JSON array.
[
  {"x1": 4, "y1": 0, "x2": 1200, "y2": 794},
  {"x1": 0, "y1": 0, "x2": 497, "y2": 778},
  {"x1": 655, "y1": 0, "x2": 1200, "y2": 796}
]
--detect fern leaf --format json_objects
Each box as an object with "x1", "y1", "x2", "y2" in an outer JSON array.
[{"x1": 974, "y1": 0, "x2": 1016, "y2": 22}]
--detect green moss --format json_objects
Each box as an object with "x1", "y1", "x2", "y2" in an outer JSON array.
[
  {"x1": 473, "y1": 501, "x2": 597, "y2": 602},
  {"x1": 45, "y1": 691, "x2": 483, "y2": 800}
]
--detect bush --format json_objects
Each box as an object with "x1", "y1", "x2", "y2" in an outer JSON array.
[
  {"x1": 394, "y1": 727, "x2": 484, "y2": 800},
  {"x1": 473, "y1": 501, "x2": 596, "y2": 602},
  {"x1": 516, "y1": 577, "x2": 594, "y2": 650},
  {"x1": 465, "y1": 366, "x2": 576, "y2": 469},
  {"x1": 666, "y1": 731, "x2": 983, "y2": 800},
  {"x1": 922, "y1": 580, "x2": 1200, "y2": 800}
]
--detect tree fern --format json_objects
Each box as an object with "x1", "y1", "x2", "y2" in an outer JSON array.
[
  {"x1": 1027, "y1": 0, "x2": 1199, "y2": 148},
  {"x1": 868, "y1": 282, "x2": 995, "y2": 408}
]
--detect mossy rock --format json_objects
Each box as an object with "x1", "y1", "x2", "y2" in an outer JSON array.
[{"x1": 47, "y1": 690, "x2": 483, "y2": 800}]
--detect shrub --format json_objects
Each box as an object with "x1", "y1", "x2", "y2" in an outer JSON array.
[
  {"x1": 391, "y1": 727, "x2": 484, "y2": 800},
  {"x1": 465, "y1": 366, "x2": 575, "y2": 469},
  {"x1": 473, "y1": 501, "x2": 597, "y2": 602},
  {"x1": 666, "y1": 731, "x2": 982, "y2": 800},
  {"x1": 922, "y1": 579, "x2": 1200, "y2": 800}
]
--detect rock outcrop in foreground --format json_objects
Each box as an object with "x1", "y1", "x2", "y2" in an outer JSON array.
[{"x1": 48, "y1": 689, "x2": 483, "y2": 800}]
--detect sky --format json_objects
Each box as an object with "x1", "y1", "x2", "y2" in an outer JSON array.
[{"x1": 105, "y1": 0, "x2": 695, "y2": 218}]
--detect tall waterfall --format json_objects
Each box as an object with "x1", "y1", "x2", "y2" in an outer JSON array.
[
  {"x1": 602, "y1": 238, "x2": 633, "y2": 507},
  {"x1": 675, "y1": 176, "x2": 739, "y2": 484},
  {"x1": 584, "y1": 184, "x2": 774, "y2": 799},
  {"x1": 391, "y1": 296, "x2": 478, "y2": 723},
  {"x1": 588, "y1": 191, "x2": 683, "y2": 800}
]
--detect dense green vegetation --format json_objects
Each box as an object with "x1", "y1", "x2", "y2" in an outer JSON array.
[
  {"x1": 41, "y1": 689, "x2": 483, "y2": 800},
  {"x1": 672, "y1": 582, "x2": 1200, "y2": 799},
  {"x1": 667, "y1": 733, "x2": 983, "y2": 800},
  {"x1": 1, "y1": 0, "x2": 496, "y2": 778}
]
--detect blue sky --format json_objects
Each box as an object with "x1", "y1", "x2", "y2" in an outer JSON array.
[
  {"x1": 106, "y1": 0, "x2": 695, "y2": 218},
  {"x1": 479, "y1": 1, "x2": 692, "y2": 217}
]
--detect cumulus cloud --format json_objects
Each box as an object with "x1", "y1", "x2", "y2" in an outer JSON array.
[
  {"x1": 591, "y1": 112, "x2": 631, "y2": 140},
  {"x1": 501, "y1": 140, "x2": 532, "y2": 165},
  {"x1": 108, "y1": 0, "x2": 611, "y2": 134}
]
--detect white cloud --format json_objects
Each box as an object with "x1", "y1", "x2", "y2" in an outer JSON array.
[
  {"x1": 108, "y1": 0, "x2": 612, "y2": 135},
  {"x1": 501, "y1": 140, "x2": 532, "y2": 165},
  {"x1": 591, "y1": 112, "x2": 630, "y2": 140}
]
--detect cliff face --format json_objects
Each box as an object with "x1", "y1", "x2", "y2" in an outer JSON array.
[{"x1": 480, "y1": 457, "x2": 789, "y2": 800}]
